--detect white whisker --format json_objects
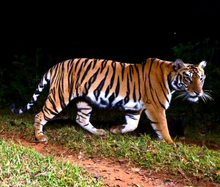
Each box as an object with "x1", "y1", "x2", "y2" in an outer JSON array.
[
  {"x1": 174, "y1": 90, "x2": 213, "y2": 103},
  {"x1": 175, "y1": 92, "x2": 188, "y2": 101},
  {"x1": 204, "y1": 89, "x2": 213, "y2": 93},
  {"x1": 202, "y1": 92, "x2": 213, "y2": 102}
]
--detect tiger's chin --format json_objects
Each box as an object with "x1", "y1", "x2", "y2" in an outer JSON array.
[{"x1": 187, "y1": 96, "x2": 199, "y2": 102}]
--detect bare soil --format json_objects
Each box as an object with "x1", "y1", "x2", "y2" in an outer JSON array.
[{"x1": 0, "y1": 133, "x2": 219, "y2": 187}]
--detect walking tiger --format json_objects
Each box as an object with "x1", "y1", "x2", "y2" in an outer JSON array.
[{"x1": 11, "y1": 58, "x2": 212, "y2": 143}]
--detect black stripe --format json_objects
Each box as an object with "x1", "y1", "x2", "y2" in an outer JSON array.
[
  {"x1": 108, "y1": 61, "x2": 116, "y2": 90},
  {"x1": 149, "y1": 119, "x2": 158, "y2": 124},
  {"x1": 100, "y1": 98, "x2": 108, "y2": 106},
  {"x1": 68, "y1": 64, "x2": 74, "y2": 101},
  {"x1": 44, "y1": 73, "x2": 50, "y2": 82},
  {"x1": 34, "y1": 90, "x2": 41, "y2": 96},
  {"x1": 59, "y1": 88, "x2": 66, "y2": 109},
  {"x1": 77, "y1": 107, "x2": 91, "y2": 111},
  {"x1": 44, "y1": 105, "x2": 58, "y2": 116},
  {"x1": 105, "y1": 86, "x2": 110, "y2": 97},
  {"x1": 94, "y1": 68, "x2": 109, "y2": 100},
  {"x1": 115, "y1": 76, "x2": 120, "y2": 97},
  {"x1": 159, "y1": 62, "x2": 169, "y2": 96},
  {"x1": 77, "y1": 59, "x2": 86, "y2": 81},
  {"x1": 134, "y1": 64, "x2": 141, "y2": 101},
  {"x1": 124, "y1": 92, "x2": 129, "y2": 104},
  {"x1": 133, "y1": 84, "x2": 136, "y2": 102},
  {"x1": 84, "y1": 68, "x2": 100, "y2": 94},
  {"x1": 100, "y1": 60, "x2": 108, "y2": 73},
  {"x1": 80, "y1": 60, "x2": 92, "y2": 83},
  {"x1": 74, "y1": 58, "x2": 81, "y2": 71},
  {"x1": 155, "y1": 92, "x2": 166, "y2": 109},
  {"x1": 108, "y1": 93, "x2": 115, "y2": 106},
  {"x1": 78, "y1": 110, "x2": 91, "y2": 116},
  {"x1": 59, "y1": 70, "x2": 66, "y2": 109},
  {"x1": 159, "y1": 82, "x2": 170, "y2": 103},
  {"x1": 120, "y1": 63, "x2": 125, "y2": 80},
  {"x1": 77, "y1": 114, "x2": 87, "y2": 119},
  {"x1": 148, "y1": 59, "x2": 154, "y2": 86},
  {"x1": 83, "y1": 58, "x2": 89, "y2": 67},
  {"x1": 61, "y1": 61, "x2": 65, "y2": 71},
  {"x1": 84, "y1": 82, "x2": 89, "y2": 95},
  {"x1": 167, "y1": 72, "x2": 173, "y2": 92},
  {"x1": 94, "y1": 79, "x2": 105, "y2": 100},
  {"x1": 50, "y1": 64, "x2": 59, "y2": 83},
  {"x1": 129, "y1": 65, "x2": 133, "y2": 81},
  {"x1": 115, "y1": 99, "x2": 123, "y2": 108},
  {"x1": 127, "y1": 73, "x2": 130, "y2": 93},
  {"x1": 176, "y1": 74, "x2": 183, "y2": 89},
  {"x1": 142, "y1": 60, "x2": 147, "y2": 80},
  {"x1": 44, "y1": 115, "x2": 52, "y2": 121},
  {"x1": 148, "y1": 59, "x2": 157, "y2": 105},
  {"x1": 156, "y1": 59, "x2": 160, "y2": 67},
  {"x1": 92, "y1": 59, "x2": 97, "y2": 69},
  {"x1": 43, "y1": 105, "x2": 57, "y2": 120},
  {"x1": 67, "y1": 59, "x2": 73, "y2": 69},
  {"x1": 125, "y1": 113, "x2": 138, "y2": 120},
  {"x1": 47, "y1": 94, "x2": 59, "y2": 114},
  {"x1": 125, "y1": 110, "x2": 140, "y2": 115}
]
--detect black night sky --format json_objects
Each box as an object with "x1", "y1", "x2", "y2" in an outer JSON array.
[{"x1": 2, "y1": 1, "x2": 220, "y2": 66}]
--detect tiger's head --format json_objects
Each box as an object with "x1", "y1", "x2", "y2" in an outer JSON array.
[{"x1": 171, "y1": 59, "x2": 212, "y2": 102}]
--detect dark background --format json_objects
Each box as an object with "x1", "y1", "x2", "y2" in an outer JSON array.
[
  {"x1": 2, "y1": 1, "x2": 220, "y2": 64},
  {"x1": 1, "y1": 1, "x2": 220, "y2": 142}
]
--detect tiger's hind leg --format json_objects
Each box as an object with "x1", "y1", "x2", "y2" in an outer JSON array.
[
  {"x1": 34, "y1": 111, "x2": 50, "y2": 142},
  {"x1": 110, "y1": 110, "x2": 141, "y2": 134},
  {"x1": 34, "y1": 93, "x2": 64, "y2": 142},
  {"x1": 76, "y1": 101, "x2": 107, "y2": 135}
]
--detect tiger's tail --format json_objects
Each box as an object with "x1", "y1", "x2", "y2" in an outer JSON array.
[{"x1": 11, "y1": 72, "x2": 51, "y2": 114}]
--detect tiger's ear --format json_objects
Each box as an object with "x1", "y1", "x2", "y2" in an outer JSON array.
[
  {"x1": 174, "y1": 59, "x2": 184, "y2": 70},
  {"x1": 198, "y1": 61, "x2": 207, "y2": 69}
]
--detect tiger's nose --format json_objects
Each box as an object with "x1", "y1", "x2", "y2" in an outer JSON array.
[{"x1": 194, "y1": 91, "x2": 203, "y2": 97}]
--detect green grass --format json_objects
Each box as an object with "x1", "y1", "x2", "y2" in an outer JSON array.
[
  {"x1": 50, "y1": 128, "x2": 220, "y2": 182},
  {"x1": 0, "y1": 109, "x2": 220, "y2": 184},
  {"x1": 0, "y1": 139, "x2": 102, "y2": 187},
  {"x1": 0, "y1": 138, "x2": 102, "y2": 187}
]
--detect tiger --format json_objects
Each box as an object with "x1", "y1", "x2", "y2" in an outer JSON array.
[{"x1": 11, "y1": 58, "x2": 212, "y2": 143}]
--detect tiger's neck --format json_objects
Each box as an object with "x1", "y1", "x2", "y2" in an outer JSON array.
[{"x1": 140, "y1": 58, "x2": 174, "y2": 109}]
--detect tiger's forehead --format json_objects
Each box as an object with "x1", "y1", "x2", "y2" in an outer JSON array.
[{"x1": 185, "y1": 64, "x2": 204, "y2": 76}]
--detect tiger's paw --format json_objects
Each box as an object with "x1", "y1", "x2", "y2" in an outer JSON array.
[
  {"x1": 95, "y1": 129, "x2": 107, "y2": 135},
  {"x1": 110, "y1": 125, "x2": 123, "y2": 134},
  {"x1": 36, "y1": 134, "x2": 48, "y2": 143}
]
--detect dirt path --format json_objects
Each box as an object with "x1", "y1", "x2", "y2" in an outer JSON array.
[{"x1": 1, "y1": 134, "x2": 218, "y2": 187}]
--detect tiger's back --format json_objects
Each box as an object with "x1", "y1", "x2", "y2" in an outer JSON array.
[
  {"x1": 53, "y1": 58, "x2": 172, "y2": 110},
  {"x1": 49, "y1": 58, "x2": 145, "y2": 110}
]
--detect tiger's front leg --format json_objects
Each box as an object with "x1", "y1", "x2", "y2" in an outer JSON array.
[
  {"x1": 110, "y1": 110, "x2": 141, "y2": 134},
  {"x1": 76, "y1": 101, "x2": 107, "y2": 135},
  {"x1": 144, "y1": 105, "x2": 173, "y2": 143}
]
